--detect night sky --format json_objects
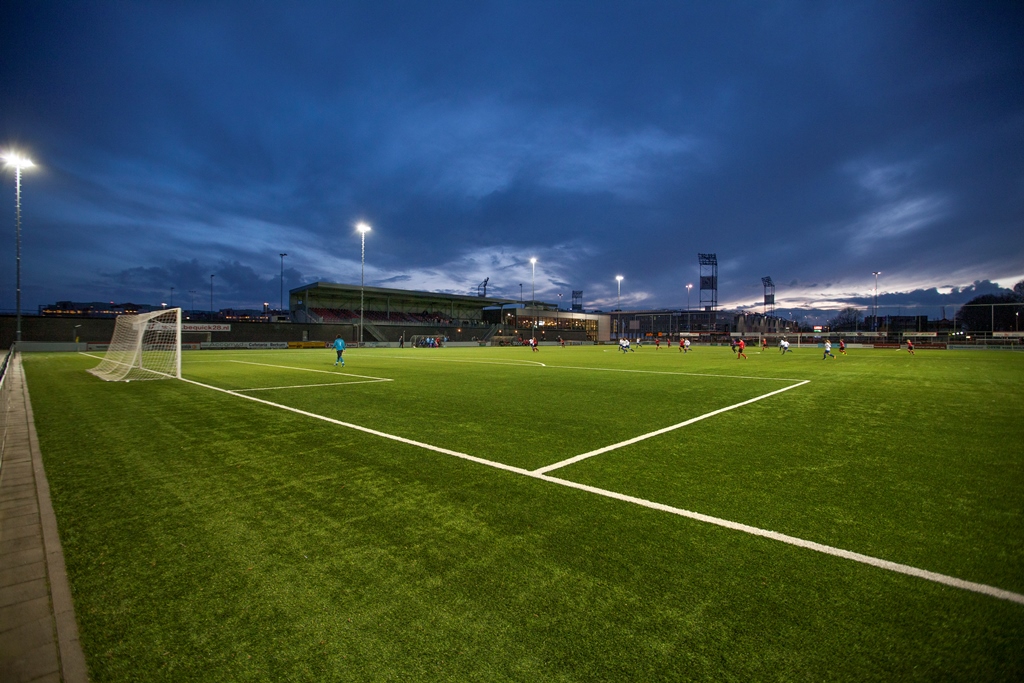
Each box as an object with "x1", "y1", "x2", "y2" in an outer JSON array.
[{"x1": 1, "y1": 1, "x2": 1022, "y2": 323}]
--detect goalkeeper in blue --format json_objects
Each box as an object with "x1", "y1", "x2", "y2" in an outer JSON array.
[{"x1": 333, "y1": 335, "x2": 346, "y2": 366}]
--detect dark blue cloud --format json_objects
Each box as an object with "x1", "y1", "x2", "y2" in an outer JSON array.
[{"x1": 1, "y1": 0, "x2": 1022, "y2": 316}]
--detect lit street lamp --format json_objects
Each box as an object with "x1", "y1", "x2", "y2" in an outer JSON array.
[
  {"x1": 3, "y1": 151, "x2": 35, "y2": 343},
  {"x1": 279, "y1": 252, "x2": 288, "y2": 311},
  {"x1": 357, "y1": 222, "x2": 371, "y2": 346}
]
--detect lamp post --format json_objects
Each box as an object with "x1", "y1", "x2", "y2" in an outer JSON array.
[
  {"x1": 210, "y1": 274, "x2": 215, "y2": 314},
  {"x1": 279, "y1": 253, "x2": 287, "y2": 311},
  {"x1": 170, "y1": 287, "x2": 175, "y2": 308},
  {"x1": 530, "y1": 258, "x2": 537, "y2": 338},
  {"x1": 686, "y1": 283, "x2": 693, "y2": 332},
  {"x1": 616, "y1": 275, "x2": 623, "y2": 339},
  {"x1": 872, "y1": 271, "x2": 881, "y2": 331},
  {"x1": 3, "y1": 152, "x2": 35, "y2": 343},
  {"x1": 356, "y1": 222, "x2": 371, "y2": 346},
  {"x1": 189, "y1": 289, "x2": 197, "y2": 314}
]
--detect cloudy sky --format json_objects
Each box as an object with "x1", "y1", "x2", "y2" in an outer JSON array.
[{"x1": 1, "y1": 1, "x2": 1022, "y2": 322}]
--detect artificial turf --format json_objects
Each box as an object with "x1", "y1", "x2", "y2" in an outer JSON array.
[{"x1": 21, "y1": 344, "x2": 1024, "y2": 681}]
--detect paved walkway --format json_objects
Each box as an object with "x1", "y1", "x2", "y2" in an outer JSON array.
[{"x1": 0, "y1": 353, "x2": 88, "y2": 682}]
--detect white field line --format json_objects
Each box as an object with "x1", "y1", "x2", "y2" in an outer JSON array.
[
  {"x1": 226, "y1": 360, "x2": 390, "y2": 382},
  {"x1": 533, "y1": 473, "x2": 1024, "y2": 606},
  {"x1": 234, "y1": 379, "x2": 391, "y2": 392},
  {"x1": 534, "y1": 380, "x2": 810, "y2": 475},
  {"x1": 178, "y1": 375, "x2": 1024, "y2": 606},
  {"x1": 179, "y1": 377, "x2": 529, "y2": 477},
  {"x1": 375, "y1": 355, "x2": 547, "y2": 368},
  {"x1": 541, "y1": 363, "x2": 806, "y2": 383}
]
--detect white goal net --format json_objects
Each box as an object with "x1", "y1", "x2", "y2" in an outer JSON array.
[{"x1": 87, "y1": 308, "x2": 182, "y2": 381}]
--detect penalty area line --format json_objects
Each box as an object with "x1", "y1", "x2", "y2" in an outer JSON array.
[
  {"x1": 535, "y1": 380, "x2": 811, "y2": 475},
  {"x1": 233, "y1": 379, "x2": 392, "y2": 392},
  {"x1": 178, "y1": 375, "x2": 1024, "y2": 606}
]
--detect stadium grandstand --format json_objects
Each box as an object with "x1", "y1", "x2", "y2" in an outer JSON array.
[{"x1": 289, "y1": 281, "x2": 606, "y2": 343}]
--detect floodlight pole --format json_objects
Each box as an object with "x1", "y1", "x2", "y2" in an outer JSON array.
[
  {"x1": 4, "y1": 152, "x2": 35, "y2": 343},
  {"x1": 616, "y1": 275, "x2": 623, "y2": 339},
  {"x1": 279, "y1": 253, "x2": 287, "y2": 311},
  {"x1": 530, "y1": 257, "x2": 537, "y2": 337},
  {"x1": 189, "y1": 289, "x2": 196, "y2": 314},
  {"x1": 686, "y1": 283, "x2": 692, "y2": 332},
  {"x1": 170, "y1": 286, "x2": 175, "y2": 307},
  {"x1": 872, "y1": 271, "x2": 881, "y2": 331},
  {"x1": 210, "y1": 274, "x2": 215, "y2": 314},
  {"x1": 357, "y1": 223, "x2": 371, "y2": 346}
]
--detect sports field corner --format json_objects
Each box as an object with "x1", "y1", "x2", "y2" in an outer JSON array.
[{"x1": 15, "y1": 344, "x2": 1024, "y2": 680}]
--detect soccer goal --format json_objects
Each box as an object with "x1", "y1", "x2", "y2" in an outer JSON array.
[{"x1": 87, "y1": 308, "x2": 182, "y2": 381}]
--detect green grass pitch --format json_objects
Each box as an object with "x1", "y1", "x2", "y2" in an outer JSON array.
[{"x1": 21, "y1": 344, "x2": 1024, "y2": 681}]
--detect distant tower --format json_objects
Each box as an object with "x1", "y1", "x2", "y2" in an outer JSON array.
[
  {"x1": 761, "y1": 276, "x2": 775, "y2": 316},
  {"x1": 698, "y1": 253, "x2": 718, "y2": 311},
  {"x1": 572, "y1": 290, "x2": 584, "y2": 311}
]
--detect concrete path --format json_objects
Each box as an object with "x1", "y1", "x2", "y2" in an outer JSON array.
[{"x1": 0, "y1": 353, "x2": 88, "y2": 682}]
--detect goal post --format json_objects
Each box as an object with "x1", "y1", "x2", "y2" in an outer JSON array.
[{"x1": 87, "y1": 308, "x2": 182, "y2": 381}]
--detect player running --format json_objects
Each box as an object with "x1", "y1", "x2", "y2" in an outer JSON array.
[
  {"x1": 906, "y1": 339, "x2": 915, "y2": 355},
  {"x1": 683, "y1": 338, "x2": 691, "y2": 353},
  {"x1": 823, "y1": 339, "x2": 835, "y2": 359},
  {"x1": 839, "y1": 339, "x2": 847, "y2": 355},
  {"x1": 736, "y1": 338, "x2": 748, "y2": 360},
  {"x1": 333, "y1": 335, "x2": 346, "y2": 367}
]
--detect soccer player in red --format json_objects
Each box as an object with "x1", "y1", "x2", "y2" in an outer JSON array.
[
  {"x1": 839, "y1": 339, "x2": 847, "y2": 355},
  {"x1": 906, "y1": 339, "x2": 915, "y2": 355},
  {"x1": 762, "y1": 337, "x2": 768, "y2": 351},
  {"x1": 737, "y1": 338, "x2": 748, "y2": 359}
]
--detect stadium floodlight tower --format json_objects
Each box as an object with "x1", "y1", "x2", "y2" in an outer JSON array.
[
  {"x1": 3, "y1": 151, "x2": 35, "y2": 343},
  {"x1": 357, "y1": 222, "x2": 371, "y2": 346},
  {"x1": 698, "y1": 253, "x2": 718, "y2": 312},
  {"x1": 761, "y1": 276, "x2": 775, "y2": 316}
]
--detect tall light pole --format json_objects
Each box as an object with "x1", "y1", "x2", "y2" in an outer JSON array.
[
  {"x1": 3, "y1": 152, "x2": 35, "y2": 343},
  {"x1": 356, "y1": 222, "x2": 371, "y2": 346},
  {"x1": 686, "y1": 283, "x2": 693, "y2": 332},
  {"x1": 210, "y1": 274, "x2": 215, "y2": 314},
  {"x1": 189, "y1": 289, "x2": 197, "y2": 313},
  {"x1": 616, "y1": 275, "x2": 623, "y2": 339},
  {"x1": 279, "y1": 253, "x2": 287, "y2": 311},
  {"x1": 170, "y1": 286, "x2": 175, "y2": 307},
  {"x1": 872, "y1": 271, "x2": 881, "y2": 331},
  {"x1": 529, "y1": 257, "x2": 537, "y2": 337}
]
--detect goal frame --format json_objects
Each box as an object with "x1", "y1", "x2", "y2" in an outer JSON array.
[{"x1": 87, "y1": 307, "x2": 182, "y2": 381}]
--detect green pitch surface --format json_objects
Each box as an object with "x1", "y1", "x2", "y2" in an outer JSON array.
[{"x1": 22, "y1": 345, "x2": 1024, "y2": 681}]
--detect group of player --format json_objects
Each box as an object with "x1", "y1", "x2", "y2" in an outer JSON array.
[
  {"x1": 330, "y1": 331, "x2": 917, "y2": 368},
  {"x1": 621, "y1": 337, "x2": 691, "y2": 353}
]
